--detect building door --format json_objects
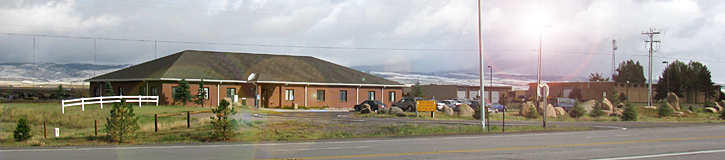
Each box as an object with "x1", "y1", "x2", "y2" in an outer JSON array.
[
  {"x1": 261, "y1": 89, "x2": 268, "y2": 108},
  {"x1": 457, "y1": 91, "x2": 466, "y2": 99},
  {"x1": 491, "y1": 91, "x2": 500, "y2": 103}
]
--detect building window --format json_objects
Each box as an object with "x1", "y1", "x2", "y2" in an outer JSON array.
[
  {"x1": 200, "y1": 87, "x2": 209, "y2": 99},
  {"x1": 172, "y1": 87, "x2": 177, "y2": 96},
  {"x1": 368, "y1": 91, "x2": 375, "y2": 100},
  {"x1": 317, "y1": 90, "x2": 325, "y2": 101},
  {"x1": 226, "y1": 88, "x2": 236, "y2": 99},
  {"x1": 118, "y1": 87, "x2": 124, "y2": 96},
  {"x1": 285, "y1": 89, "x2": 294, "y2": 100},
  {"x1": 150, "y1": 86, "x2": 158, "y2": 96},
  {"x1": 339, "y1": 90, "x2": 348, "y2": 102},
  {"x1": 139, "y1": 86, "x2": 147, "y2": 96},
  {"x1": 389, "y1": 91, "x2": 396, "y2": 102},
  {"x1": 94, "y1": 87, "x2": 100, "y2": 97}
]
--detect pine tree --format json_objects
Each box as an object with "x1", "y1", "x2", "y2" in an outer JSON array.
[
  {"x1": 103, "y1": 81, "x2": 115, "y2": 96},
  {"x1": 195, "y1": 79, "x2": 207, "y2": 107},
  {"x1": 658, "y1": 102, "x2": 674, "y2": 117},
  {"x1": 173, "y1": 79, "x2": 192, "y2": 106},
  {"x1": 106, "y1": 99, "x2": 139, "y2": 143},
  {"x1": 55, "y1": 84, "x2": 66, "y2": 99},
  {"x1": 411, "y1": 80, "x2": 425, "y2": 98},
  {"x1": 13, "y1": 117, "x2": 32, "y2": 142},
  {"x1": 621, "y1": 103, "x2": 638, "y2": 121},
  {"x1": 569, "y1": 102, "x2": 586, "y2": 118},
  {"x1": 211, "y1": 99, "x2": 237, "y2": 141},
  {"x1": 525, "y1": 105, "x2": 539, "y2": 119},
  {"x1": 589, "y1": 102, "x2": 605, "y2": 118}
]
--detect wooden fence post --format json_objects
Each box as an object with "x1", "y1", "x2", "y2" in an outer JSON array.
[
  {"x1": 94, "y1": 120, "x2": 98, "y2": 136},
  {"x1": 154, "y1": 114, "x2": 158, "y2": 132},
  {"x1": 44, "y1": 121, "x2": 47, "y2": 138},
  {"x1": 187, "y1": 111, "x2": 190, "y2": 128}
]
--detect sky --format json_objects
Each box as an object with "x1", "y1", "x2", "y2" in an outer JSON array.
[{"x1": 1, "y1": 0, "x2": 725, "y2": 84}]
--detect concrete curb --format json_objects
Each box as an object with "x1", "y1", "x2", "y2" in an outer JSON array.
[{"x1": 258, "y1": 108, "x2": 354, "y2": 113}]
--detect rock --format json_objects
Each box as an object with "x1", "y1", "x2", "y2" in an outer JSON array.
[
  {"x1": 601, "y1": 98, "x2": 613, "y2": 111},
  {"x1": 686, "y1": 110, "x2": 693, "y2": 113},
  {"x1": 674, "y1": 111, "x2": 684, "y2": 116},
  {"x1": 458, "y1": 104, "x2": 474, "y2": 117},
  {"x1": 715, "y1": 103, "x2": 724, "y2": 112},
  {"x1": 666, "y1": 92, "x2": 681, "y2": 111},
  {"x1": 443, "y1": 105, "x2": 454, "y2": 116},
  {"x1": 360, "y1": 104, "x2": 372, "y2": 114},
  {"x1": 704, "y1": 107, "x2": 718, "y2": 113},
  {"x1": 580, "y1": 100, "x2": 597, "y2": 113},
  {"x1": 223, "y1": 98, "x2": 235, "y2": 108},
  {"x1": 644, "y1": 106, "x2": 657, "y2": 110},
  {"x1": 378, "y1": 107, "x2": 390, "y2": 114},
  {"x1": 616, "y1": 103, "x2": 625, "y2": 109},
  {"x1": 293, "y1": 103, "x2": 299, "y2": 110},
  {"x1": 232, "y1": 102, "x2": 243, "y2": 107},
  {"x1": 544, "y1": 104, "x2": 557, "y2": 117},
  {"x1": 519, "y1": 102, "x2": 534, "y2": 116},
  {"x1": 389, "y1": 107, "x2": 405, "y2": 117},
  {"x1": 614, "y1": 108, "x2": 624, "y2": 116},
  {"x1": 554, "y1": 107, "x2": 567, "y2": 116}
]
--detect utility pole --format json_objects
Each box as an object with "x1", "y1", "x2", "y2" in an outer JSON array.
[
  {"x1": 642, "y1": 28, "x2": 660, "y2": 107},
  {"x1": 477, "y1": 0, "x2": 486, "y2": 131},
  {"x1": 612, "y1": 39, "x2": 618, "y2": 79}
]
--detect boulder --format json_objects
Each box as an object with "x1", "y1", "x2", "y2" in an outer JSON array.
[
  {"x1": 389, "y1": 107, "x2": 405, "y2": 117},
  {"x1": 443, "y1": 105, "x2": 454, "y2": 116},
  {"x1": 223, "y1": 98, "x2": 235, "y2": 108},
  {"x1": 232, "y1": 102, "x2": 243, "y2": 108},
  {"x1": 378, "y1": 107, "x2": 390, "y2": 114},
  {"x1": 554, "y1": 107, "x2": 567, "y2": 116},
  {"x1": 580, "y1": 100, "x2": 597, "y2": 113},
  {"x1": 601, "y1": 98, "x2": 614, "y2": 111},
  {"x1": 616, "y1": 103, "x2": 625, "y2": 109},
  {"x1": 666, "y1": 92, "x2": 681, "y2": 111},
  {"x1": 643, "y1": 106, "x2": 658, "y2": 110},
  {"x1": 674, "y1": 111, "x2": 684, "y2": 116},
  {"x1": 715, "y1": 103, "x2": 724, "y2": 112},
  {"x1": 360, "y1": 104, "x2": 372, "y2": 114},
  {"x1": 543, "y1": 104, "x2": 557, "y2": 117},
  {"x1": 519, "y1": 102, "x2": 534, "y2": 116},
  {"x1": 614, "y1": 108, "x2": 624, "y2": 116},
  {"x1": 458, "y1": 104, "x2": 475, "y2": 117},
  {"x1": 686, "y1": 110, "x2": 693, "y2": 113},
  {"x1": 704, "y1": 107, "x2": 718, "y2": 113},
  {"x1": 719, "y1": 100, "x2": 725, "y2": 110}
]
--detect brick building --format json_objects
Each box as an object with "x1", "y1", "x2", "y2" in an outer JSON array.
[{"x1": 86, "y1": 50, "x2": 405, "y2": 108}]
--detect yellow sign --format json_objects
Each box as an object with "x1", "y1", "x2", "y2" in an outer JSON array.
[{"x1": 416, "y1": 100, "x2": 436, "y2": 112}]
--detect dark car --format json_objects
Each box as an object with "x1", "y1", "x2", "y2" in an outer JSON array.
[
  {"x1": 554, "y1": 98, "x2": 577, "y2": 111},
  {"x1": 354, "y1": 100, "x2": 386, "y2": 111},
  {"x1": 392, "y1": 97, "x2": 422, "y2": 112}
]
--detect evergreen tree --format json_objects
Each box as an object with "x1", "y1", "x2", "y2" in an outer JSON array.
[
  {"x1": 621, "y1": 103, "x2": 638, "y2": 121},
  {"x1": 173, "y1": 79, "x2": 192, "y2": 106},
  {"x1": 720, "y1": 109, "x2": 725, "y2": 120},
  {"x1": 657, "y1": 102, "x2": 674, "y2": 117},
  {"x1": 106, "y1": 99, "x2": 139, "y2": 143},
  {"x1": 525, "y1": 105, "x2": 539, "y2": 119},
  {"x1": 103, "y1": 81, "x2": 115, "y2": 96},
  {"x1": 211, "y1": 99, "x2": 237, "y2": 141},
  {"x1": 588, "y1": 72, "x2": 610, "y2": 81},
  {"x1": 55, "y1": 84, "x2": 66, "y2": 99},
  {"x1": 195, "y1": 79, "x2": 207, "y2": 107},
  {"x1": 589, "y1": 102, "x2": 605, "y2": 118},
  {"x1": 613, "y1": 60, "x2": 646, "y2": 83},
  {"x1": 13, "y1": 117, "x2": 32, "y2": 142},
  {"x1": 569, "y1": 102, "x2": 586, "y2": 118},
  {"x1": 568, "y1": 88, "x2": 583, "y2": 101},
  {"x1": 411, "y1": 80, "x2": 425, "y2": 98}
]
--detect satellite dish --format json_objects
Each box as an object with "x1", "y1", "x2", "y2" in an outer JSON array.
[{"x1": 247, "y1": 73, "x2": 259, "y2": 81}]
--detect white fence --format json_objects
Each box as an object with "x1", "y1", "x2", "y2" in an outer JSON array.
[{"x1": 61, "y1": 96, "x2": 159, "y2": 114}]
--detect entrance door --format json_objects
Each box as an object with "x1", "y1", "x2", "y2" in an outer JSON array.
[{"x1": 261, "y1": 89, "x2": 268, "y2": 108}]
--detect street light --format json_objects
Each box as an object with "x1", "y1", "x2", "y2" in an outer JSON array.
[
  {"x1": 662, "y1": 61, "x2": 669, "y2": 95},
  {"x1": 626, "y1": 81, "x2": 630, "y2": 103},
  {"x1": 537, "y1": 24, "x2": 552, "y2": 128}
]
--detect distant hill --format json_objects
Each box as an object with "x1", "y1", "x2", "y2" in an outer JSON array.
[{"x1": 0, "y1": 63, "x2": 130, "y2": 82}]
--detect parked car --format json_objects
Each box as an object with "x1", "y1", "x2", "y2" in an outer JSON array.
[
  {"x1": 436, "y1": 100, "x2": 446, "y2": 111},
  {"x1": 482, "y1": 99, "x2": 506, "y2": 113},
  {"x1": 392, "y1": 97, "x2": 422, "y2": 112},
  {"x1": 441, "y1": 100, "x2": 462, "y2": 109},
  {"x1": 354, "y1": 100, "x2": 386, "y2": 111},
  {"x1": 554, "y1": 98, "x2": 577, "y2": 111}
]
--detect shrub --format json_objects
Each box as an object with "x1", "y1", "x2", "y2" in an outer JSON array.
[
  {"x1": 589, "y1": 103, "x2": 605, "y2": 118},
  {"x1": 106, "y1": 99, "x2": 140, "y2": 143},
  {"x1": 13, "y1": 117, "x2": 32, "y2": 142},
  {"x1": 621, "y1": 103, "x2": 637, "y2": 121},
  {"x1": 569, "y1": 103, "x2": 586, "y2": 118},
  {"x1": 211, "y1": 99, "x2": 237, "y2": 141},
  {"x1": 658, "y1": 103, "x2": 674, "y2": 117},
  {"x1": 689, "y1": 106, "x2": 694, "y2": 112},
  {"x1": 720, "y1": 109, "x2": 725, "y2": 120},
  {"x1": 525, "y1": 105, "x2": 539, "y2": 119}
]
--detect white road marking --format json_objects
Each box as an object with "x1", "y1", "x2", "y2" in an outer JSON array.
[
  {"x1": 593, "y1": 149, "x2": 725, "y2": 160},
  {"x1": 271, "y1": 146, "x2": 371, "y2": 151}
]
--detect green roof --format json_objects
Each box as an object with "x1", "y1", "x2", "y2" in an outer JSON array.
[{"x1": 87, "y1": 50, "x2": 403, "y2": 86}]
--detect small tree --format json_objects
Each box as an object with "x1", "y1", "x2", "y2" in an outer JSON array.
[
  {"x1": 103, "y1": 81, "x2": 115, "y2": 96},
  {"x1": 657, "y1": 102, "x2": 674, "y2": 117},
  {"x1": 55, "y1": 84, "x2": 66, "y2": 99},
  {"x1": 411, "y1": 80, "x2": 425, "y2": 98},
  {"x1": 589, "y1": 102, "x2": 605, "y2": 118},
  {"x1": 13, "y1": 117, "x2": 32, "y2": 142},
  {"x1": 568, "y1": 88, "x2": 583, "y2": 101},
  {"x1": 173, "y1": 79, "x2": 192, "y2": 106},
  {"x1": 211, "y1": 99, "x2": 237, "y2": 141},
  {"x1": 621, "y1": 103, "x2": 638, "y2": 121},
  {"x1": 524, "y1": 105, "x2": 539, "y2": 119},
  {"x1": 106, "y1": 99, "x2": 139, "y2": 143},
  {"x1": 195, "y1": 79, "x2": 207, "y2": 107},
  {"x1": 569, "y1": 102, "x2": 586, "y2": 118}
]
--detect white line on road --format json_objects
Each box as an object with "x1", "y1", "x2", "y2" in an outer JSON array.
[
  {"x1": 592, "y1": 149, "x2": 725, "y2": 160},
  {"x1": 271, "y1": 146, "x2": 371, "y2": 151}
]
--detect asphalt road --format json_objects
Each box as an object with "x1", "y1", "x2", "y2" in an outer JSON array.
[{"x1": 2, "y1": 112, "x2": 725, "y2": 160}]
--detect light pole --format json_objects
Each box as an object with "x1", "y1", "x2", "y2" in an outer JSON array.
[
  {"x1": 537, "y1": 25, "x2": 552, "y2": 128},
  {"x1": 662, "y1": 61, "x2": 669, "y2": 95},
  {"x1": 626, "y1": 81, "x2": 630, "y2": 103},
  {"x1": 477, "y1": 0, "x2": 486, "y2": 130}
]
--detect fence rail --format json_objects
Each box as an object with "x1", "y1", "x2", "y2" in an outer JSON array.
[{"x1": 61, "y1": 96, "x2": 159, "y2": 114}]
